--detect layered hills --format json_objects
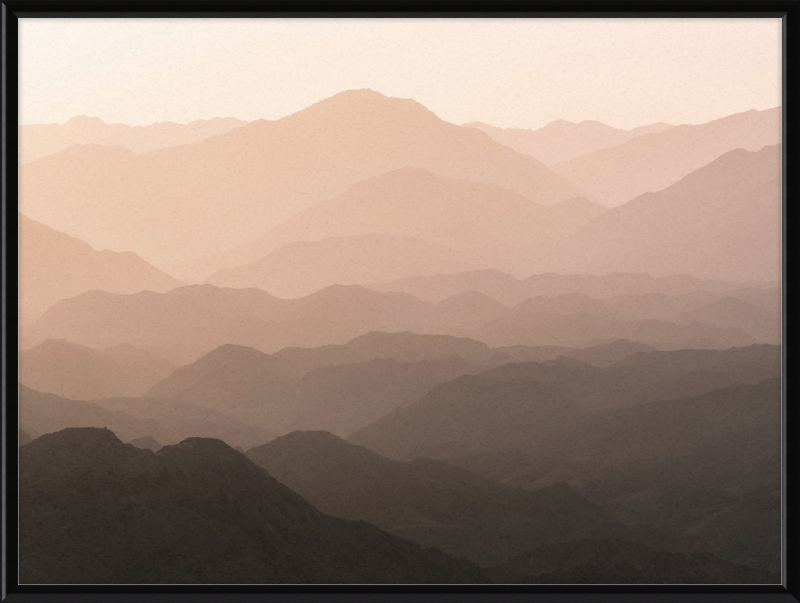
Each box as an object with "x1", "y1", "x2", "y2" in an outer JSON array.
[
  {"x1": 207, "y1": 168, "x2": 605, "y2": 283},
  {"x1": 549, "y1": 145, "x2": 782, "y2": 281},
  {"x1": 348, "y1": 347, "x2": 780, "y2": 460},
  {"x1": 20, "y1": 339, "x2": 176, "y2": 400},
  {"x1": 207, "y1": 233, "x2": 493, "y2": 298},
  {"x1": 19, "y1": 428, "x2": 483, "y2": 583},
  {"x1": 247, "y1": 430, "x2": 627, "y2": 567},
  {"x1": 19, "y1": 214, "x2": 181, "y2": 324},
  {"x1": 20, "y1": 89, "x2": 580, "y2": 275},
  {"x1": 551, "y1": 107, "x2": 781, "y2": 206},
  {"x1": 19, "y1": 115, "x2": 247, "y2": 164},
  {"x1": 464, "y1": 119, "x2": 674, "y2": 165},
  {"x1": 24, "y1": 280, "x2": 777, "y2": 364},
  {"x1": 19, "y1": 385, "x2": 275, "y2": 449}
]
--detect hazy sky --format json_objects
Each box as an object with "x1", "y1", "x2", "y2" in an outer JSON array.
[{"x1": 19, "y1": 18, "x2": 782, "y2": 130}]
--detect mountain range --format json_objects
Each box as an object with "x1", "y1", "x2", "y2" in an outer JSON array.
[
  {"x1": 548, "y1": 145, "x2": 782, "y2": 281},
  {"x1": 20, "y1": 89, "x2": 580, "y2": 276},
  {"x1": 464, "y1": 119, "x2": 674, "y2": 165},
  {"x1": 23, "y1": 279, "x2": 778, "y2": 365},
  {"x1": 19, "y1": 115, "x2": 247, "y2": 164},
  {"x1": 19, "y1": 213, "x2": 181, "y2": 324},
  {"x1": 20, "y1": 339, "x2": 176, "y2": 400},
  {"x1": 550, "y1": 107, "x2": 781, "y2": 206},
  {"x1": 348, "y1": 346, "x2": 780, "y2": 460},
  {"x1": 19, "y1": 385, "x2": 276, "y2": 449},
  {"x1": 206, "y1": 168, "x2": 605, "y2": 282},
  {"x1": 20, "y1": 428, "x2": 483, "y2": 583},
  {"x1": 247, "y1": 430, "x2": 636, "y2": 567}
]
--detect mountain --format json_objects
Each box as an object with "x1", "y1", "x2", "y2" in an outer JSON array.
[
  {"x1": 20, "y1": 339, "x2": 176, "y2": 400},
  {"x1": 19, "y1": 115, "x2": 247, "y2": 164},
  {"x1": 221, "y1": 168, "x2": 604, "y2": 278},
  {"x1": 21, "y1": 285, "x2": 287, "y2": 364},
  {"x1": 551, "y1": 107, "x2": 781, "y2": 206},
  {"x1": 19, "y1": 428, "x2": 484, "y2": 583},
  {"x1": 26, "y1": 278, "x2": 776, "y2": 366},
  {"x1": 487, "y1": 539, "x2": 778, "y2": 584},
  {"x1": 206, "y1": 233, "x2": 493, "y2": 298},
  {"x1": 20, "y1": 385, "x2": 155, "y2": 443},
  {"x1": 273, "y1": 331, "x2": 497, "y2": 374},
  {"x1": 368, "y1": 269, "x2": 776, "y2": 305},
  {"x1": 246, "y1": 431, "x2": 624, "y2": 567},
  {"x1": 19, "y1": 385, "x2": 276, "y2": 449},
  {"x1": 145, "y1": 340, "x2": 481, "y2": 436},
  {"x1": 348, "y1": 345, "x2": 780, "y2": 460},
  {"x1": 563, "y1": 339, "x2": 656, "y2": 367},
  {"x1": 428, "y1": 292, "x2": 510, "y2": 335},
  {"x1": 495, "y1": 380, "x2": 782, "y2": 573},
  {"x1": 468, "y1": 310, "x2": 755, "y2": 350},
  {"x1": 27, "y1": 281, "x2": 498, "y2": 363},
  {"x1": 20, "y1": 89, "x2": 580, "y2": 276},
  {"x1": 464, "y1": 119, "x2": 674, "y2": 165},
  {"x1": 571, "y1": 378, "x2": 781, "y2": 464},
  {"x1": 550, "y1": 145, "x2": 781, "y2": 281},
  {"x1": 349, "y1": 375, "x2": 584, "y2": 461},
  {"x1": 18, "y1": 213, "x2": 182, "y2": 324},
  {"x1": 368, "y1": 269, "x2": 528, "y2": 305},
  {"x1": 674, "y1": 297, "x2": 780, "y2": 343}
]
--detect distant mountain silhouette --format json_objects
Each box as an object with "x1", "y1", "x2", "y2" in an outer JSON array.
[
  {"x1": 20, "y1": 385, "x2": 275, "y2": 449},
  {"x1": 19, "y1": 213, "x2": 182, "y2": 324},
  {"x1": 563, "y1": 339, "x2": 656, "y2": 367},
  {"x1": 145, "y1": 341, "x2": 481, "y2": 436},
  {"x1": 488, "y1": 539, "x2": 777, "y2": 584},
  {"x1": 464, "y1": 119, "x2": 673, "y2": 165},
  {"x1": 20, "y1": 89, "x2": 580, "y2": 276},
  {"x1": 219, "y1": 168, "x2": 604, "y2": 278},
  {"x1": 349, "y1": 345, "x2": 780, "y2": 460},
  {"x1": 143, "y1": 331, "x2": 719, "y2": 437},
  {"x1": 550, "y1": 145, "x2": 781, "y2": 281},
  {"x1": 20, "y1": 116, "x2": 247, "y2": 164},
  {"x1": 19, "y1": 428, "x2": 484, "y2": 583},
  {"x1": 274, "y1": 331, "x2": 497, "y2": 373},
  {"x1": 23, "y1": 285, "x2": 293, "y2": 363},
  {"x1": 429, "y1": 292, "x2": 510, "y2": 335},
  {"x1": 20, "y1": 339, "x2": 176, "y2": 400},
  {"x1": 469, "y1": 310, "x2": 755, "y2": 350},
  {"x1": 551, "y1": 107, "x2": 780, "y2": 206},
  {"x1": 26, "y1": 282, "x2": 777, "y2": 364},
  {"x1": 368, "y1": 269, "x2": 777, "y2": 305},
  {"x1": 207, "y1": 233, "x2": 493, "y2": 298},
  {"x1": 349, "y1": 375, "x2": 583, "y2": 461},
  {"x1": 674, "y1": 297, "x2": 779, "y2": 343},
  {"x1": 570, "y1": 378, "x2": 781, "y2": 463},
  {"x1": 20, "y1": 385, "x2": 154, "y2": 443},
  {"x1": 246, "y1": 431, "x2": 625, "y2": 567}
]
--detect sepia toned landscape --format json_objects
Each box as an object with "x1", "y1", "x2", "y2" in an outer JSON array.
[{"x1": 16, "y1": 18, "x2": 782, "y2": 585}]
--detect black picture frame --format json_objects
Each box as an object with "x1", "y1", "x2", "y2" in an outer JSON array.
[{"x1": 1, "y1": 2, "x2": 798, "y2": 601}]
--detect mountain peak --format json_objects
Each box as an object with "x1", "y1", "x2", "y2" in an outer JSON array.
[
  {"x1": 25, "y1": 426, "x2": 122, "y2": 453},
  {"x1": 287, "y1": 89, "x2": 441, "y2": 124}
]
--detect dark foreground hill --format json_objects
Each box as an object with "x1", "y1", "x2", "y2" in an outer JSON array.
[
  {"x1": 19, "y1": 428, "x2": 484, "y2": 584},
  {"x1": 488, "y1": 539, "x2": 779, "y2": 584},
  {"x1": 246, "y1": 431, "x2": 621, "y2": 566}
]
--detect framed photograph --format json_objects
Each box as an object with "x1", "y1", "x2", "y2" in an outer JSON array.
[{"x1": 2, "y1": 2, "x2": 798, "y2": 602}]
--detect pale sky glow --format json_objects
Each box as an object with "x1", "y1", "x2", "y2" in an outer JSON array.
[{"x1": 19, "y1": 18, "x2": 782, "y2": 130}]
